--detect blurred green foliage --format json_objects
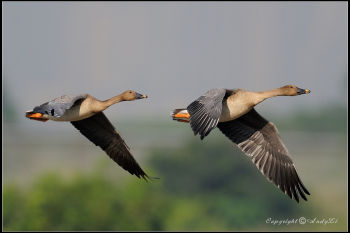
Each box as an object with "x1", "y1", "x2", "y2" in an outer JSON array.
[
  {"x1": 3, "y1": 138, "x2": 314, "y2": 231},
  {"x1": 3, "y1": 94, "x2": 347, "y2": 230},
  {"x1": 276, "y1": 105, "x2": 347, "y2": 134}
]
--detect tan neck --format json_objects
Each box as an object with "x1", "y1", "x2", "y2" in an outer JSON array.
[
  {"x1": 254, "y1": 88, "x2": 285, "y2": 105},
  {"x1": 96, "y1": 94, "x2": 124, "y2": 111}
]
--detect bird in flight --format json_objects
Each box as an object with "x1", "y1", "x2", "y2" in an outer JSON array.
[
  {"x1": 172, "y1": 85, "x2": 311, "y2": 202},
  {"x1": 26, "y1": 90, "x2": 149, "y2": 180}
]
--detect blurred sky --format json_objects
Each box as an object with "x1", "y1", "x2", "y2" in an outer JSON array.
[{"x1": 2, "y1": 2, "x2": 348, "y2": 125}]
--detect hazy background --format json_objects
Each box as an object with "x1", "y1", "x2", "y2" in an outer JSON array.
[{"x1": 2, "y1": 1, "x2": 348, "y2": 231}]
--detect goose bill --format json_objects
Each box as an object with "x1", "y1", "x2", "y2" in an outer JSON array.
[{"x1": 135, "y1": 92, "x2": 148, "y2": 99}]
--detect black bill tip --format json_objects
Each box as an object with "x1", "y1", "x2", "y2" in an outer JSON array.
[
  {"x1": 297, "y1": 87, "x2": 311, "y2": 95},
  {"x1": 135, "y1": 92, "x2": 148, "y2": 99}
]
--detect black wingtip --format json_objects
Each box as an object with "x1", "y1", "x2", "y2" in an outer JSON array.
[
  {"x1": 138, "y1": 174, "x2": 160, "y2": 182},
  {"x1": 135, "y1": 174, "x2": 148, "y2": 182},
  {"x1": 303, "y1": 187, "x2": 311, "y2": 196}
]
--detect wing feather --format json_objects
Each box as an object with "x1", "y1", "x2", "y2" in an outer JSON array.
[
  {"x1": 71, "y1": 112, "x2": 148, "y2": 180},
  {"x1": 217, "y1": 108, "x2": 310, "y2": 202},
  {"x1": 33, "y1": 94, "x2": 87, "y2": 117},
  {"x1": 187, "y1": 88, "x2": 229, "y2": 139}
]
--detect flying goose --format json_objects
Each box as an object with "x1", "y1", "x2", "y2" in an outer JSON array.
[
  {"x1": 26, "y1": 90, "x2": 149, "y2": 180},
  {"x1": 172, "y1": 85, "x2": 311, "y2": 202}
]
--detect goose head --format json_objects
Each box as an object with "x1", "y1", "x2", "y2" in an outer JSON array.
[
  {"x1": 281, "y1": 85, "x2": 311, "y2": 96},
  {"x1": 121, "y1": 90, "x2": 148, "y2": 101}
]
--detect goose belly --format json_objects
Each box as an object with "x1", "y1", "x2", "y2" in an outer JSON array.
[
  {"x1": 219, "y1": 98, "x2": 254, "y2": 122},
  {"x1": 49, "y1": 104, "x2": 94, "y2": 122}
]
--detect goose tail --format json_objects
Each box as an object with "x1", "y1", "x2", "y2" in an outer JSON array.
[{"x1": 171, "y1": 108, "x2": 190, "y2": 123}]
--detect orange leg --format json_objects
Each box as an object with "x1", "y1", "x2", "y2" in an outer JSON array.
[
  {"x1": 173, "y1": 113, "x2": 190, "y2": 119},
  {"x1": 173, "y1": 112, "x2": 190, "y2": 123},
  {"x1": 26, "y1": 112, "x2": 48, "y2": 122}
]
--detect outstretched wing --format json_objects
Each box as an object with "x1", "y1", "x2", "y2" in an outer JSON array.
[
  {"x1": 187, "y1": 88, "x2": 228, "y2": 140},
  {"x1": 217, "y1": 108, "x2": 310, "y2": 202},
  {"x1": 71, "y1": 112, "x2": 149, "y2": 180},
  {"x1": 33, "y1": 94, "x2": 87, "y2": 118}
]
